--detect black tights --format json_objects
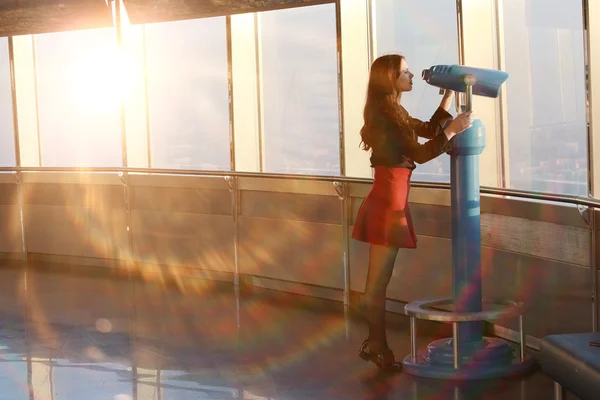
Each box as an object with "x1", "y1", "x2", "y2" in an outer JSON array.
[{"x1": 364, "y1": 244, "x2": 399, "y2": 352}]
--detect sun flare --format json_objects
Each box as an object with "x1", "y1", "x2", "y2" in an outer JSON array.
[{"x1": 67, "y1": 45, "x2": 134, "y2": 114}]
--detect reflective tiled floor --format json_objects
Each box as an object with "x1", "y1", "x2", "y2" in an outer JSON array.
[{"x1": 0, "y1": 264, "x2": 557, "y2": 399}]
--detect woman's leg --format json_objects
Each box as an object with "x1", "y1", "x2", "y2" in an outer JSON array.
[{"x1": 364, "y1": 243, "x2": 399, "y2": 352}]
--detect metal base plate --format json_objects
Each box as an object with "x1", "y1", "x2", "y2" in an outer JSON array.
[{"x1": 402, "y1": 336, "x2": 536, "y2": 380}]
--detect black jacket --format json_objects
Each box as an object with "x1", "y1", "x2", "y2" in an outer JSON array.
[{"x1": 369, "y1": 106, "x2": 453, "y2": 169}]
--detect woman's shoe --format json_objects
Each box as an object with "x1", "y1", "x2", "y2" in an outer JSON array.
[{"x1": 359, "y1": 339, "x2": 403, "y2": 371}]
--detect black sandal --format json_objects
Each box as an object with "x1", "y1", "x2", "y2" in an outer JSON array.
[{"x1": 359, "y1": 339, "x2": 403, "y2": 371}]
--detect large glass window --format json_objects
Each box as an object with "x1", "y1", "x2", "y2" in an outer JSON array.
[
  {"x1": 502, "y1": 0, "x2": 587, "y2": 195},
  {"x1": 0, "y1": 38, "x2": 15, "y2": 166},
  {"x1": 144, "y1": 17, "x2": 231, "y2": 170},
  {"x1": 258, "y1": 4, "x2": 341, "y2": 176},
  {"x1": 373, "y1": 0, "x2": 459, "y2": 183},
  {"x1": 34, "y1": 28, "x2": 123, "y2": 167}
]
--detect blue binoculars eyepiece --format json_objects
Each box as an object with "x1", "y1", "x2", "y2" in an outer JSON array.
[{"x1": 422, "y1": 65, "x2": 509, "y2": 99}]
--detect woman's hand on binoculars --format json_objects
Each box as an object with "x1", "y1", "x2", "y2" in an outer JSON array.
[{"x1": 444, "y1": 110, "x2": 475, "y2": 140}]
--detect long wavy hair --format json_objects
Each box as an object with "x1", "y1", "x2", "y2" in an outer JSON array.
[{"x1": 359, "y1": 54, "x2": 410, "y2": 151}]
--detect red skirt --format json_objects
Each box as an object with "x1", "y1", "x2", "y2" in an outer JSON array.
[{"x1": 351, "y1": 167, "x2": 417, "y2": 248}]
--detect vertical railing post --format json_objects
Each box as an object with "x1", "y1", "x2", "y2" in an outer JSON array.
[
  {"x1": 15, "y1": 172, "x2": 28, "y2": 264},
  {"x1": 119, "y1": 169, "x2": 138, "y2": 400},
  {"x1": 334, "y1": 181, "x2": 350, "y2": 307},
  {"x1": 410, "y1": 317, "x2": 417, "y2": 362},
  {"x1": 227, "y1": 176, "x2": 242, "y2": 348},
  {"x1": 119, "y1": 172, "x2": 134, "y2": 268},
  {"x1": 580, "y1": 204, "x2": 598, "y2": 333},
  {"x1": 226, "y1": 176, "x2": 240, "y2": 287},
  {"x1": 591, "y1": 207, "x2": 598, "y2": 332},
  {"x1": 519, "y1": 314, "x2": 525, "y2": 361},
  {"x1": 334, "y1": 180, "x2": 351, "y2": 339},
  {"x1": 453, "y1": 322, "x2": 460, "y2": 369}
]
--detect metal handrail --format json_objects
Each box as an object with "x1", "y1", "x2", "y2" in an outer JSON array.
[
  {"x1": 0, "y1": 166, "x2": 372, "y2": 184},
  {"x1": 1, "y1": 165, "x2": 600, "y2": 209}
]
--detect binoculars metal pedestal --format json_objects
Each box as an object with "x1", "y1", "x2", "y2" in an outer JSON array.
[{"x1": 401, "y1": 81, "x2": 536, "y2": 379}]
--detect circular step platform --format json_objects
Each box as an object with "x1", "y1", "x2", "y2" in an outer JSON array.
[{"x1": 402, "y1": 297, "x2": 537, "y2": 380}]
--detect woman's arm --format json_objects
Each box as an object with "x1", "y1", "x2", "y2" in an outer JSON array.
[
  {"x1": 395, "y1": 107, "x2": 474, "y2": 164},
  {"x1": 409, "y1": 107, "x2": 453, "y2": 139},
  {"x1": 439, "y1": 89, "x2": 454, "y2": 112},
  {"x1": 409, "y1": 90, "x2": 455, "y2": 139},
  {"x1": 394, "y1": 131, "x2": 450, "y2": 164}
]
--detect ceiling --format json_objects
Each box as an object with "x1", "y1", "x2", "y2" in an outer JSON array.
[
  {"x1": 0, "y1": 1, "x2": 113, "y2": 37},
  {"x1": 0, "y1": 0, "x2": 333, "y2": 37},
  {"x1": 121, "y1": 0, "x2": 332, "y2": 25}
]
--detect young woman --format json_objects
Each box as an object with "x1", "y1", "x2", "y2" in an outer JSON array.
[{"x1": 353, "y1": 54, "x2": 474, "y2": 370}]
